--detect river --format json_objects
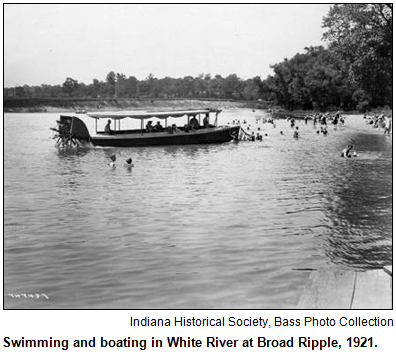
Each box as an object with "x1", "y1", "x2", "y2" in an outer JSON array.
[{"x1": 4, "y1": 109, "x2": 392, "y2": 309}]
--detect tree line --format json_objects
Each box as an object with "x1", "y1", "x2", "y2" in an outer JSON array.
[{"x1": 4, "y1": 4, "x2": 392, "y2": 111}]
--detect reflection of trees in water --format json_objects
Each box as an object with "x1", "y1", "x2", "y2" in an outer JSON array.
[{"x1": 323, "y1": 160, "x2": 392, "y2": 270}]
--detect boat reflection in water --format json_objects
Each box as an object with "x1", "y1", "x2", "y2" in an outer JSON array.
[{"x1": 53, "y1": 109, "x2": 241, "y2": 147}]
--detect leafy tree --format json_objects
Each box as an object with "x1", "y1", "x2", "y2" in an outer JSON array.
[
  {"x1": 106, "y1": 71, "x2": 116, "y2": 96},
  {"x1": 90, "y1": 78, "x2": 101, "y2": 98},
  {"x1": 242, "y1": 79, "x2": 260, "y2": 101},
  {"x1": 223, "y1": 74, "x2": 242, "y2": 99},
  {"x1": 125, "y1": 76, "x2": 139, "y2": 97},
  {"x1": 322, "y1": 4, "x2": 392, "y2": 107},
  {"x1": 62, "y1": 77, "x2": 79, "y2": 97}
]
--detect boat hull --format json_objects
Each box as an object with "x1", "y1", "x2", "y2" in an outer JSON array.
[{"x1": 90, "y1": 126, "x2": 240, "y2": 147}]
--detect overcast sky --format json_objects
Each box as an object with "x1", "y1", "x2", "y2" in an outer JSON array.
[{"x1": 4, "y1": 4, "x2": 332, "y2": 87}]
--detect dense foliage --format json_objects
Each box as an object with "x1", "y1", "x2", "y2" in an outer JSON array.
[
  {"x1": 4, "y1": 73, "x2": 258, "y2": 101},
  {"x1": 259, "y1": 4, "x2": 392, "y2": 110},
  {"x1": 4, "y1": 4, "x2": 392, "y2": 111},
  {"x1": 322, "y1": 4, "x2": 392, "y2": 109}
]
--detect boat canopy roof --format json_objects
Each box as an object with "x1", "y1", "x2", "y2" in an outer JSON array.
[{"x1": 87, "y1": 108, "x2": 221, "y2": 120}]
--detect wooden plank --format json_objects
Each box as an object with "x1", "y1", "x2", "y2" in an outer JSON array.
[
  {"x1": 383, "y1": 265, "x2": 392, "y2": 276},
  {"x1": 298, "y1": 269, "x2": 356, "y2": 309},
  {"x1": 351, "y1": 270, "x2": 392, "y2": 309}
]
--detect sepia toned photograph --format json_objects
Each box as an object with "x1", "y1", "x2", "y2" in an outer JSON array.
[{"x1": 4, "y1": 3, "x2": 392, "y2": 310}]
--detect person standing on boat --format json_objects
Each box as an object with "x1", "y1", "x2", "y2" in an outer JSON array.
[{"x1": 104, "y1": 119, "x2": 112, "y2": 134}]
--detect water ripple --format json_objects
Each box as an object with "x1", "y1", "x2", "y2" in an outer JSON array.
[{"x1": 4, "y1": 111, "x2": 392, "y2": 309}]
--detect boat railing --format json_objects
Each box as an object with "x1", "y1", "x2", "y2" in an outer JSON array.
[{"x1": 96, "y1": 124, "x2": 218, "y2": 136}]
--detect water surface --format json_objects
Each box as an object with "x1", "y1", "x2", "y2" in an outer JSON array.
[{"x1": 4, "y1": 109, "x2": 392, "y2": 309}]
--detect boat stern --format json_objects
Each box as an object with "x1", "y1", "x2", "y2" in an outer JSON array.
[{"x1": 52, "y1": 115, "x2": 91, "y2": 146}]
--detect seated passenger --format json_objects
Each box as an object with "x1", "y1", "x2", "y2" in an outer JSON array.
[
  {"x1": 172, "y1": 124, "x2": 180, "y2": 133},
  {"x1": 104, "y1": 120, "x2": 112, "y2": 134},
  {"x1": 189, "y1": 116, "x2": 199, "y2": 130},
  {"x1": 146, "y1": 121, "x2": 154, "y2": 132},
  {"x1": 154, "y1": 121, "x2": 163, "y2": 132},
  {"x1": 203, "y1": 114, "x2": 210, "y2": 128}
]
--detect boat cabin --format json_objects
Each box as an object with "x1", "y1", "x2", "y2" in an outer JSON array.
[{"x1": 88, "y1": 108, "x2": 221, "y2": 136}]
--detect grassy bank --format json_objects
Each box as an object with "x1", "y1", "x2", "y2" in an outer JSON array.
[{"x1": 3, "y1": 97, "x2": 265, "y2": 113}]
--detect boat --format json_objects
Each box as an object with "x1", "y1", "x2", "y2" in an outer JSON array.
[{"x1": 52, "y1": 108, "x2": 241, "y2": 147}]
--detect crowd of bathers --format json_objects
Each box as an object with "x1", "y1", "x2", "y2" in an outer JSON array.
[
  {"x1": 106, "y1": 110, "x2": 391, "y2": 168},
  {"x1": 363, "y1": 111, "x2": 392, "y2": 134}
]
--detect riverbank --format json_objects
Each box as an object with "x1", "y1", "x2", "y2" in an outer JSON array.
[
  {"x1": 271, "y1": 107, "x2": 393, "y2": 118},
  {"x1": 4, "y1": 97, "x2": 391, "y2": 117},
  {"x1": 3, "y1": 97, "x2": 264, "y2": 113},
  {"x1": 298, "y1": 266, "x2": 392, "y2": 309}
]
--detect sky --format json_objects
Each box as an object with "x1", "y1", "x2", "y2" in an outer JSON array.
[{"x1": 4, "y1": 3, "x2": 332, "y2": 87}]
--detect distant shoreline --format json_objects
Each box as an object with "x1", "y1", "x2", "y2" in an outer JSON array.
[
  {"x1": 3, "y1": 97, "x2": 263, "y2": 113},
  {"x1": 4, "y1": 97, "x2": 390, "y2": 117}
]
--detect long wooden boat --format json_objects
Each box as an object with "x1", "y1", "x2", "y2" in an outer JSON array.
[{"x1": 52, "y1": 109, "x2": 240, "y2": 147}]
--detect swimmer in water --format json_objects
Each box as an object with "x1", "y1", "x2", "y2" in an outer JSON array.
[
  {"x1": 124, "y1": 157, "x2": 134, "y2": 169},
  {"x1": 293, "y1": 126, "x2": 299, "y2": 138},
  {"x1": 341, "y1": 145, "x2": 353, "y2": 158},
  {"x1": 125, "y1": 157, "x2": 134, "y2": 167},
  {"x1": 109, "y1": 154, "x2": 116, "y2": 167}
]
